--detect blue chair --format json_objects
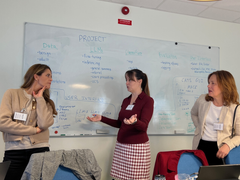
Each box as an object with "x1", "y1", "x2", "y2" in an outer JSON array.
[
  {"x1": 177, "y1": 153, "x2": 203, "y2": 175},
  {"x1": 53, "y1": 165, "x2": 79, "y2": 180},
  {"x1": 225, "y1": 147, "x2": 240, "y2": 164}
]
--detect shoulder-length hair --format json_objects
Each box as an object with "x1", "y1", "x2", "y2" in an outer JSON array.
[
  {"x1": 125, "y1": 69, "x2": 150, "y2": 96},
  {"x1": 21, "y1": 64, "x2": 58, "y2": 115},
  {"x1": 205, "y1": 70, "x2": 239, "y2": 106}
]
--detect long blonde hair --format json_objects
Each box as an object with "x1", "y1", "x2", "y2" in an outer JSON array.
[{"x1": 21, "y1": 64, "x2": 58, "y2": 115}]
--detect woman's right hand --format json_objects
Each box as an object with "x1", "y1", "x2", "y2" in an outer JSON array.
[
  {"x1": 87, "y1": 114, "x2": 102, "y2": 122},
  {"x1": 217, "y1": 144, "x2": 230, "y2": 159},
  {"x1": 33, "y1": 86, "x2": 46, "y2": 98}
]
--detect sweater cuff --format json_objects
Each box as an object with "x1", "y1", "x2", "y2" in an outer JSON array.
[
  {"x1": 35, "y1": 96, "x2": 45, "y2": 101},
  {"x1": 222, "y1": 140, "x2": 234, "y2": 150}
]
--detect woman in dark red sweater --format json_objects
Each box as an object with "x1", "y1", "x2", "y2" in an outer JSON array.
[{"x1": 87, "y1": 69, "x2": 154, "y2": 180}]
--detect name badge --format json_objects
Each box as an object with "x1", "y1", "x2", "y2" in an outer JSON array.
[
  {"x1": 14, "y1": 112, "x2": 28, "y2": 121},
  {"x1": 213, "y1": 123, "x2": 223, "y2": 131},
  {"x1": 126, "y1": 105, "x2": 134, "y2": 110}
]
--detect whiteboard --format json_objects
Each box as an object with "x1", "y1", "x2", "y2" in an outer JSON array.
[{"x1": 23, "y1": 23, "x2": 219, "y2": 136}]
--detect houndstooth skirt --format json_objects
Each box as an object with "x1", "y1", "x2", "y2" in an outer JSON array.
[{"x1": 110, "y1": 141, "x2": 151, "y2": 180}]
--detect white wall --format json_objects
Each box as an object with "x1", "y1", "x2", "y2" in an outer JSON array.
[{"x1": 0, "y1": 0, "x2": 240, "y2": 179}]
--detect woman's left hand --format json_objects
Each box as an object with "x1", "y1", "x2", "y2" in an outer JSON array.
[
  {"x1": 36, "y1": 127, "x2": 42, "y2": 134},
  {"x1": 124, "y1": 114, "x2": 137, "y2": 125},
  {"x1": 216, "y1": 144, "x2": 230, "y2": 159},
  {"x1": 33, "y1": 86, "x2": 46, "y2": 98}
]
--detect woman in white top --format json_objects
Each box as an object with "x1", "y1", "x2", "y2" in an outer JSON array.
[{"x1": 191, "y1": 70, "x2": 240, "y2": 165}]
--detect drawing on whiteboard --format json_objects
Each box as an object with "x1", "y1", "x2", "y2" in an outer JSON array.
[{"x1": 23, "y1": 23, "x2": 219, "y2": 135}]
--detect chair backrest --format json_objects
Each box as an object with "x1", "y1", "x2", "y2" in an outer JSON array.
[
  {"x1": 21, "y1": 149, "x2": 101, "y2": 180},
  {"x1": 224, "y1": 146, "x2": 240, "y2": 164},
  {"x1": 152, "y1": 150, "x2": 208, "y2": 180},
  {"x1": 53, "y1": 165, "x2": 79, "y2": 180},
  {"x1": 177, "y1": 153, "x2": 203, "y2": 175}
]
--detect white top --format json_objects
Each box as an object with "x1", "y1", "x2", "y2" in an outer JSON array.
[{"x1": 202, "y1": 102, "x2": 223, "y2": 141}]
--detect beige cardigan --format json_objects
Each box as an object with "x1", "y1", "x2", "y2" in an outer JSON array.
[
  {"x1": 191, "y1": 94, "x2": 240, "y2": 150},
  {"x1": 0, "y1": 89, "x2": 54, "y2": 145}
]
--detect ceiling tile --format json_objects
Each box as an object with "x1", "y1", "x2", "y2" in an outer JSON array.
[
  {"x1": 158, "y1": 0, "x2": 208, "y2": 16},
  {"x1": 98, "y1": 0, "x2": 112, "y2": 2},
  {"x1": 234, "y1": 17, "x2": 240, "y2": 24},
  {"x1": 96, "y1": 0, "x2": 240, "y2": 24},
  {"x1": 110, "y1": 0, "x2": 141, "y2": 7},
  {"x1": 177, "y1": 0, "x2": 216, "y2": 7},
  {"x1": 106, "y1": 0, "x2": 164, "y2": 8},
  {"x1": 138, "y1": 0, "x2": 164, "y2": 9},
  {"x1": 213, "y1": 0, "x2": 240, "y2": 12},
  {"x1": 199, "y1": 7, "x2": 240, "y2": 22}
]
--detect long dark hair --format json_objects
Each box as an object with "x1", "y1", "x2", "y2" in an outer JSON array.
[
  {"x1": 205, "y1": 70, "x2": 239, "y2": 106},
  {"x1": 21, "y1": 64, "x2": 58, "y2": 115},
  {"x1": 125, "y1": 69, "x2": 150, "y2": 96}
]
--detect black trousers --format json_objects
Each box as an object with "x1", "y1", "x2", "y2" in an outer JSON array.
[
  {"x1": 197, "y1": 139, "x2": 223, "y2": 165},
  {"x1": 3, "y1": 147, "x2": 49, "y2": 180}
]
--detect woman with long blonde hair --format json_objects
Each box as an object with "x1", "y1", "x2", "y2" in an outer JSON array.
[{"x1": 0, "y1": 64, "x2": 57, "y2": 180}]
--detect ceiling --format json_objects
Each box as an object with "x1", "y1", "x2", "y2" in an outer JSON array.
[{"x1": 97, "y1": 0, "x2": 240, "y2": 24}]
